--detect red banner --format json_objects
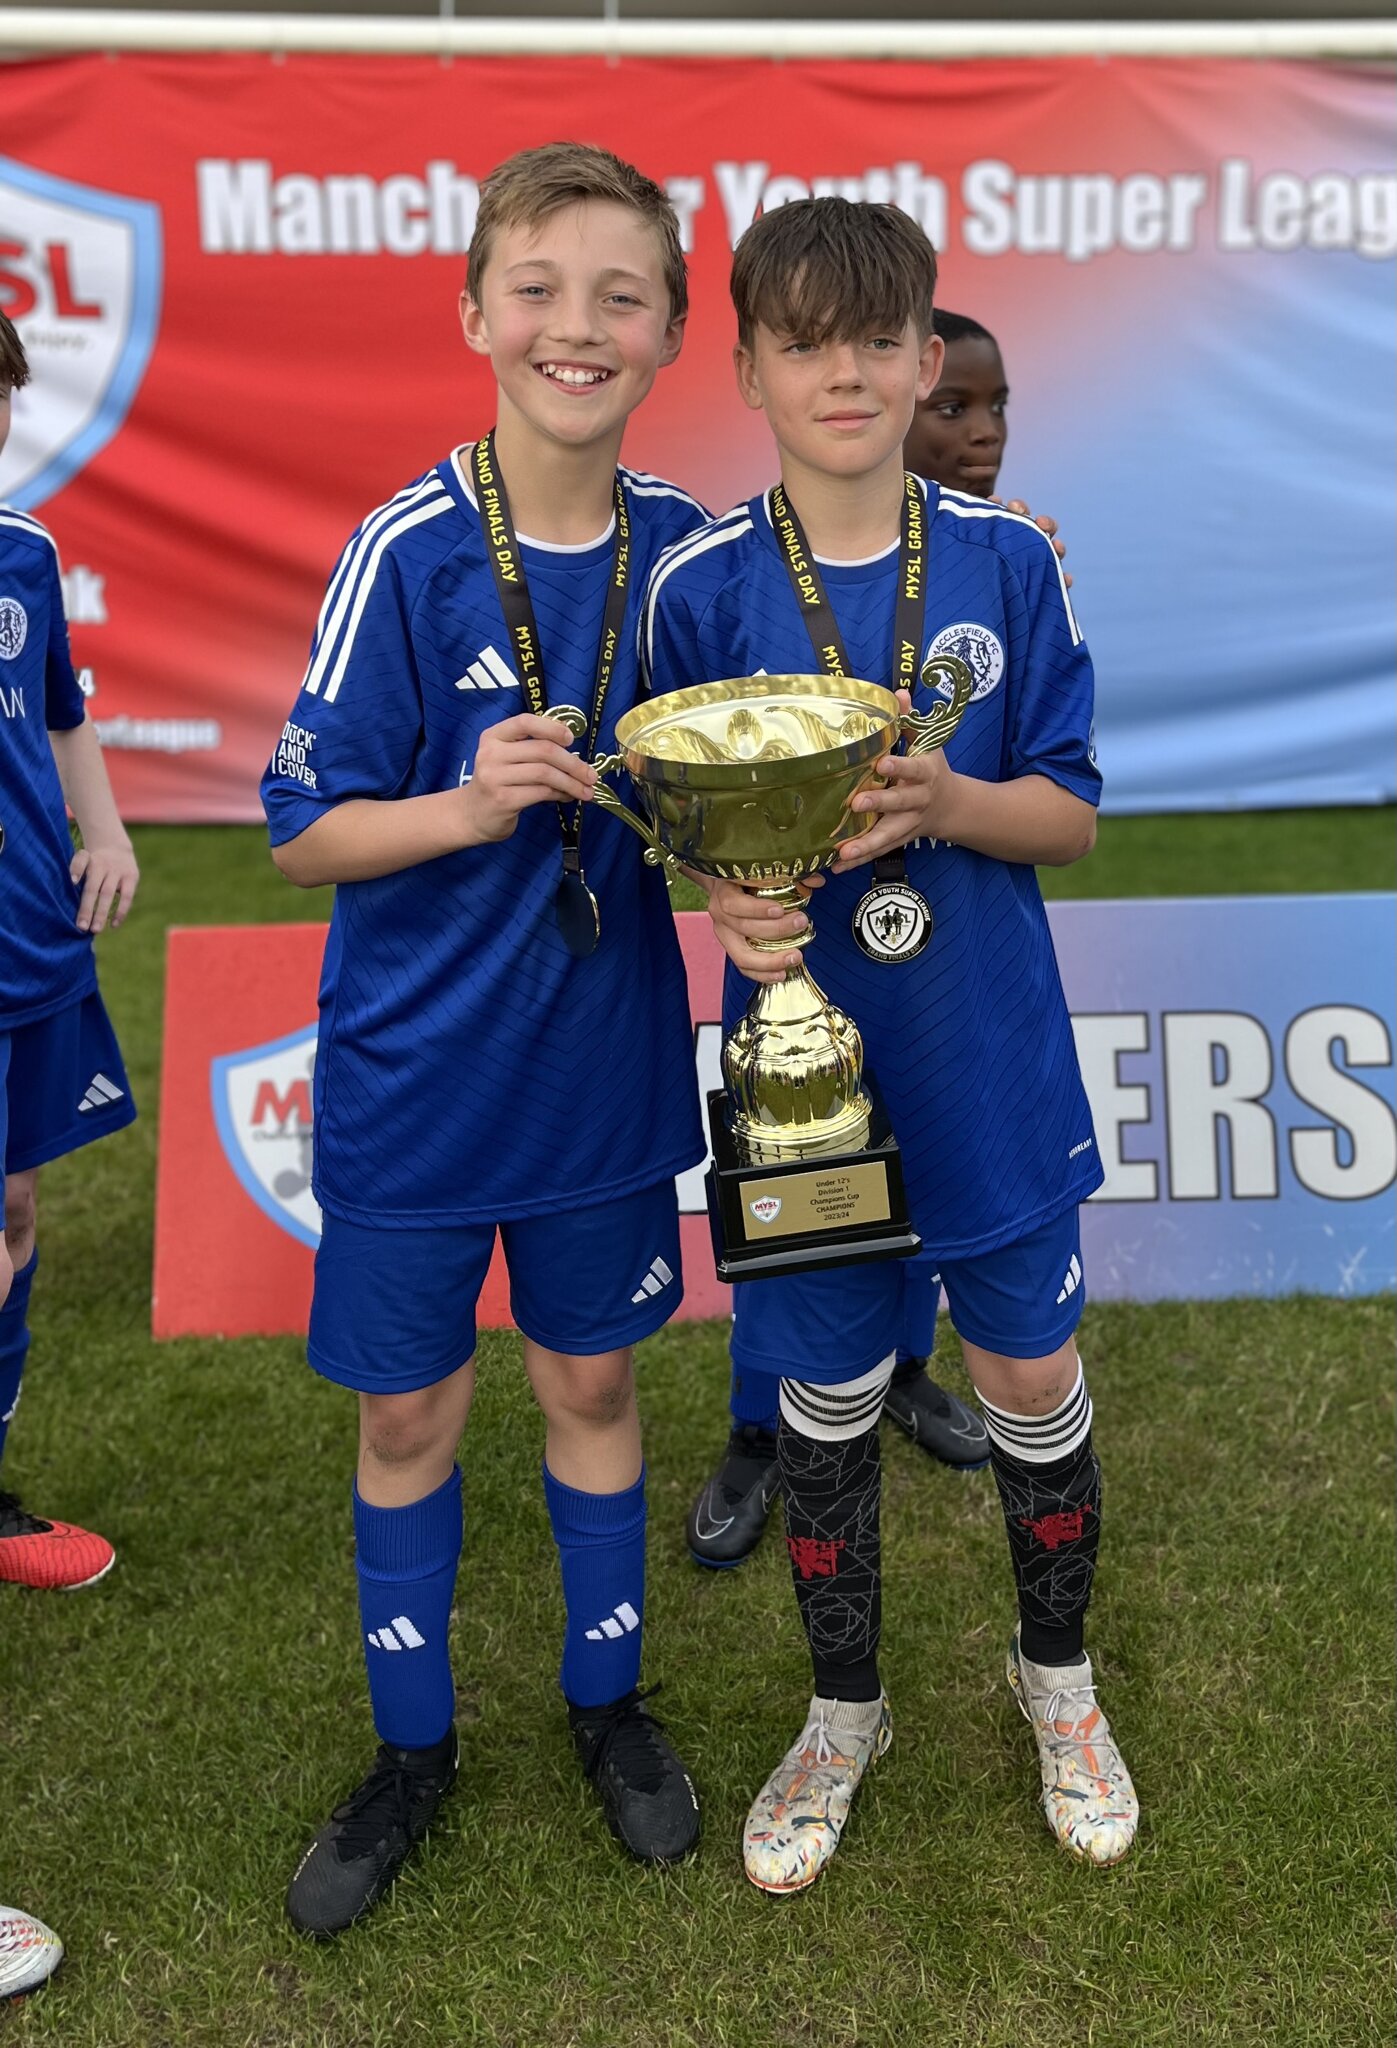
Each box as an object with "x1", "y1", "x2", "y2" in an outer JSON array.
[
  {"x1": 153, "y1": 912, "x2": 727, "y2": 1339},
  {"x1": 2, "y1": 53, "x2": 1392, "y2": 819}
]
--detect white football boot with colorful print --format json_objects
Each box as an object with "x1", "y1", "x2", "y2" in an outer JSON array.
[
  {"x1": 1006, "y1": 1630, "x2": 1138, "y2": 1867},
  {"x1": 0, "y1": 1908, "x2": 62, "y2": 2000},
  {"x1": 743, "y1": 1695, "x2": 891, "y2": 1894}
]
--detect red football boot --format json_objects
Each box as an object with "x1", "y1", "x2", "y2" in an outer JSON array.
[{"x1": 0, "y1": 1492, "x2": 115, "y2": 1591}]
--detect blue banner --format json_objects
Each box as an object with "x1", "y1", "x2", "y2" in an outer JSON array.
[
  {"x1": 1001, "y1": 67, "x2": 1397, "y2": 814},
  {"x1": 1054, "y1": 894, "x2": 1396, "y2": 1297}
]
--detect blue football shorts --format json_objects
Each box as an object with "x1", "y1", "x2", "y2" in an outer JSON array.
[
  {"x1": 308, "y1": 1177, "x2": 684, "y2": 1394},
  {"x1": 1, "y1": 991, "x2": 135, "y2": 1181},
  {"x1": 731, "y1": 1204, "x2": 1086, "y2": 1385},
  {"x1": 899, "y1": 1248, "x2": 944, "y2": 1361}
]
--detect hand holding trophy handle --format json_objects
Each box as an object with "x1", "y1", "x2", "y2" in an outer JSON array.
[
  {"x1": 539, "y1": 703, "x2": 682, "y2": 885},
  {"x1": 543, "y1": 704, "x2": 590, "y2": 742},
  {"x1": 897, "y1": 652, "x2": 974, "y2": 757}
]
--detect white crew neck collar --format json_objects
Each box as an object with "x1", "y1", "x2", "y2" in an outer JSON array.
[
  {"x1": 451, "y1": 445, "x2": 617, "y2": 552},
  {"x1": 813, "y1": 537, "x2": 901, "y2": 568},
  {"x1": 760, "y1": 480, "x2": 925, "y2": 569}
]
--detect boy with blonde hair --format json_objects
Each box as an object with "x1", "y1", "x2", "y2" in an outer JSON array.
[{"x1": 263, "y1": 144, "x2": 710, "y2": 1935}]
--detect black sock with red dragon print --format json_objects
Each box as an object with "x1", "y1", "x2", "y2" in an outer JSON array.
[{"x1": 981, "y1": 1361, "x2": 1101, "y2": 1666}]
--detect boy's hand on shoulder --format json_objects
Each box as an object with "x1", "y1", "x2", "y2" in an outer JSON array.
[
  {"x1": 706, "y1": 875, "x2": 822, "y2": 986},
  {"x1": 459, "y1": 714, "x2": 597, "y2": 845},
  {"x1": 70, "y1": 839, "x2": 139, "y2": 933},
  {"x1": 999, "y1": 497, "x2": 1073, "y2": 589}
]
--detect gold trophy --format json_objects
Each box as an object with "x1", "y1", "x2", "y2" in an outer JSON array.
[{"x1": 589, "y1": 662, "x2": 973, "y2": 1281}]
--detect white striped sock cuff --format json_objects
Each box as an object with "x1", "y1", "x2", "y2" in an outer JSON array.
[
  {"x1": 981, "y1": 1363, "x2": 1093, "y2": 1465},
  {"x1": 779, "y1": 1354, "x2": 896, "y2": 1443}
]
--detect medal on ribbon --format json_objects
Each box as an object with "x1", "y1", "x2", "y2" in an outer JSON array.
[
  {"x1": 473, "y1": 433, "x2": 630, "y2": 958},
  {"x1": 768, "y1": 473, "x2": 936, "y2": 960}
]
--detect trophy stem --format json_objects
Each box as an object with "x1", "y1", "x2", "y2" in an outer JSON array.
[{"x1": 724, "y1": 959, "x2": 872, "y2": 1164}]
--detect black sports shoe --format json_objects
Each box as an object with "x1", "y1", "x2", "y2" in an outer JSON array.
[
  {"x1": 285, "y1": 1727, "x2": 458, "y2": 1937},
  {"x1": 881, "y1": 1363, "x2": 989, "y2": 1470},
  {"x1": 685, "y1": 1424, "x2": 780, "y2": 1569},
  {"x1": 569, "y1": 1685, "x2": 700, "y2": 1864}
]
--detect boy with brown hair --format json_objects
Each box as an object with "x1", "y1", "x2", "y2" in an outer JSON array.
[
  {"x1": 687, "y1": 304, "x2": 1066, "y2": 1566},
  {"x1": 262, "y1": 143, "x2": 711, "y2": 1935},
  {"x1": 644, "y1": 199, "x2": 1137, "y2": 1892}
]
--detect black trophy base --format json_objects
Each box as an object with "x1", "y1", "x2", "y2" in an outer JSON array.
[{"x1": 703, "y1": 1091, "x2": 922, "y2": 1284}]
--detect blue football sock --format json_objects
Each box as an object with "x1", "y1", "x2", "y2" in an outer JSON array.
[
  {"x1": 729, "y1": 1362, "x2": 780, "y2": 1436},
  {"x1": 0, "y1": 1249, "x2": 37, "y2": 1467},
  {"x1": 354, "y1": 1465, "x2": 461, "y2": 1752},
  {"x1": 543, "y1": 1463, "x2": 646, "y2": 1710}
]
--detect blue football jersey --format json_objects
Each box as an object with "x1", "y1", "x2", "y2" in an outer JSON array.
[
  {"x1": 261, "y1": 449, "x2": 709, "y2": 1227},
  {"x1": 642, "y1": 481, "x2": 1105, "y2": 1260},
  {"x1": 0, "y1": 509, "x2": 97, "y2": 1028}
]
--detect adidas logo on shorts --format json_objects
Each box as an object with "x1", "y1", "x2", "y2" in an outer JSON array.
[
  {"x1": 78, "y1": 1072, "x2": 125, "y2": 1114},
  {"x1": 1056, "y1": 1254, "x2": 1083, "y2": 1305},
  {"x1": 630, "y1": 1256, "x2": 674, "y2": 1304}
]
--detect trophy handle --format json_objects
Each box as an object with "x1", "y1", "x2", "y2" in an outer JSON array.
[
  {"x1": 899, "y1": 653, "x2": 974, "y2": 756},
  {"x1": 590, "y1": 754, "x2": 684, "y2": 887}
]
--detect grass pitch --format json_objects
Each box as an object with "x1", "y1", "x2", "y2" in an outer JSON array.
[{"x1": 2, "y1": 808, "x2": 1393, "y2": 2048}]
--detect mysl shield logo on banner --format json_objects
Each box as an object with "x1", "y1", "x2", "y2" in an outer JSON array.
[
  {"x1": 0, "y1": 157, "x2": 162, "y2": 510},
  {"x1": 210, "y1": 1027, "x2": 323, "y2": 1250}
]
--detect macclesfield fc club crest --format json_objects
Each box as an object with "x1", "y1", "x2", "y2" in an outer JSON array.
[
  {"x1": 0, "y1": 157, "x2": 162, "y2": 510},
  {"x1": 928, "y1": 621, "x2": 1005, "y2": 703},
  {"x1": 210, "y1": 1027, "x2": 323, "y2": 1249}
]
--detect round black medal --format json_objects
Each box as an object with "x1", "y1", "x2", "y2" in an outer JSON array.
[
  {"x1": 851, "y1": 880, "x2": 933, "y2": 962},
  {"x1": 555, "y1": 866, "x2": 602, "y2": 958}
]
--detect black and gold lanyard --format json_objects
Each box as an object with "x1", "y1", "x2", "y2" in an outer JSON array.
[
  {"x1": 768, "y1": 470, "x2": 926, "y2": 699},
  {"x1": 767, "y1": 471, "x2": 927, "y2": 899},
  {"x1": 472, "y1": 430, "x2": 630, "y2": 958}
]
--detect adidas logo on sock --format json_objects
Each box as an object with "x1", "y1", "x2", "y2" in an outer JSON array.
[
  {"x1": 630, "y1": 1256, "x2": 674, "y2": 1304},
  {"x1": 1056, "y1": 1254, "x2": 1083, "y2": 1305},
  {"x1": 455, "y1": 644, "x2": 520, "y2": 692},
  {"x1": 366, "y1": 1614, "x2": 426, "y2": 1652},
  {"x1": 78, "y1": 1072, "x2": 125, "y2": 1114},
  {"x1": 584, "y1": 1600, "x2": 640, "y2": 1643}
]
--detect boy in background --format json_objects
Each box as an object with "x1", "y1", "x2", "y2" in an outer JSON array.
[
  {"x1": 904, "y1": 308, "x2": 1010, "y2": 496},
  {"x1": 686, "y1": 306, "x2": 1057, "y2": 1570},
  {"x1": 262, "y1": 145, "x2": 712, "y2": 1937},
  {"x1": 0, "y1": 310, "x2": 137, "y2": 1594},
  {"x1": 645, "y1": 201, "x2": 1136, "y2": 1891}
]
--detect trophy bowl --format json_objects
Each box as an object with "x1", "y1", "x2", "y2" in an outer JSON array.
[{"x1": 603, "y1": 673, "x2": 899, "y2": 883}]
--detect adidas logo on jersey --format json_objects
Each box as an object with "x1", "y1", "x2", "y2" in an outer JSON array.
[
  {"x1": 455, "y1": 645, "x2": 519, "y2": 692},
  {"x1": 77, "y1": 1072, "x2": 125, "y2": 1114},
  {"x1": 585, "y1": 1600, "x2": 640, "y2": 1643},
  {"x1": 366, "y1": 1615, "x2": 426, "y2": 1652},
  {"x1": 1056, "y1": 1254, "x2": 1083, "y2": 1305},
  {"x1": 630, "y1": 1256, "x2": 674, "y2": 1304}
]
